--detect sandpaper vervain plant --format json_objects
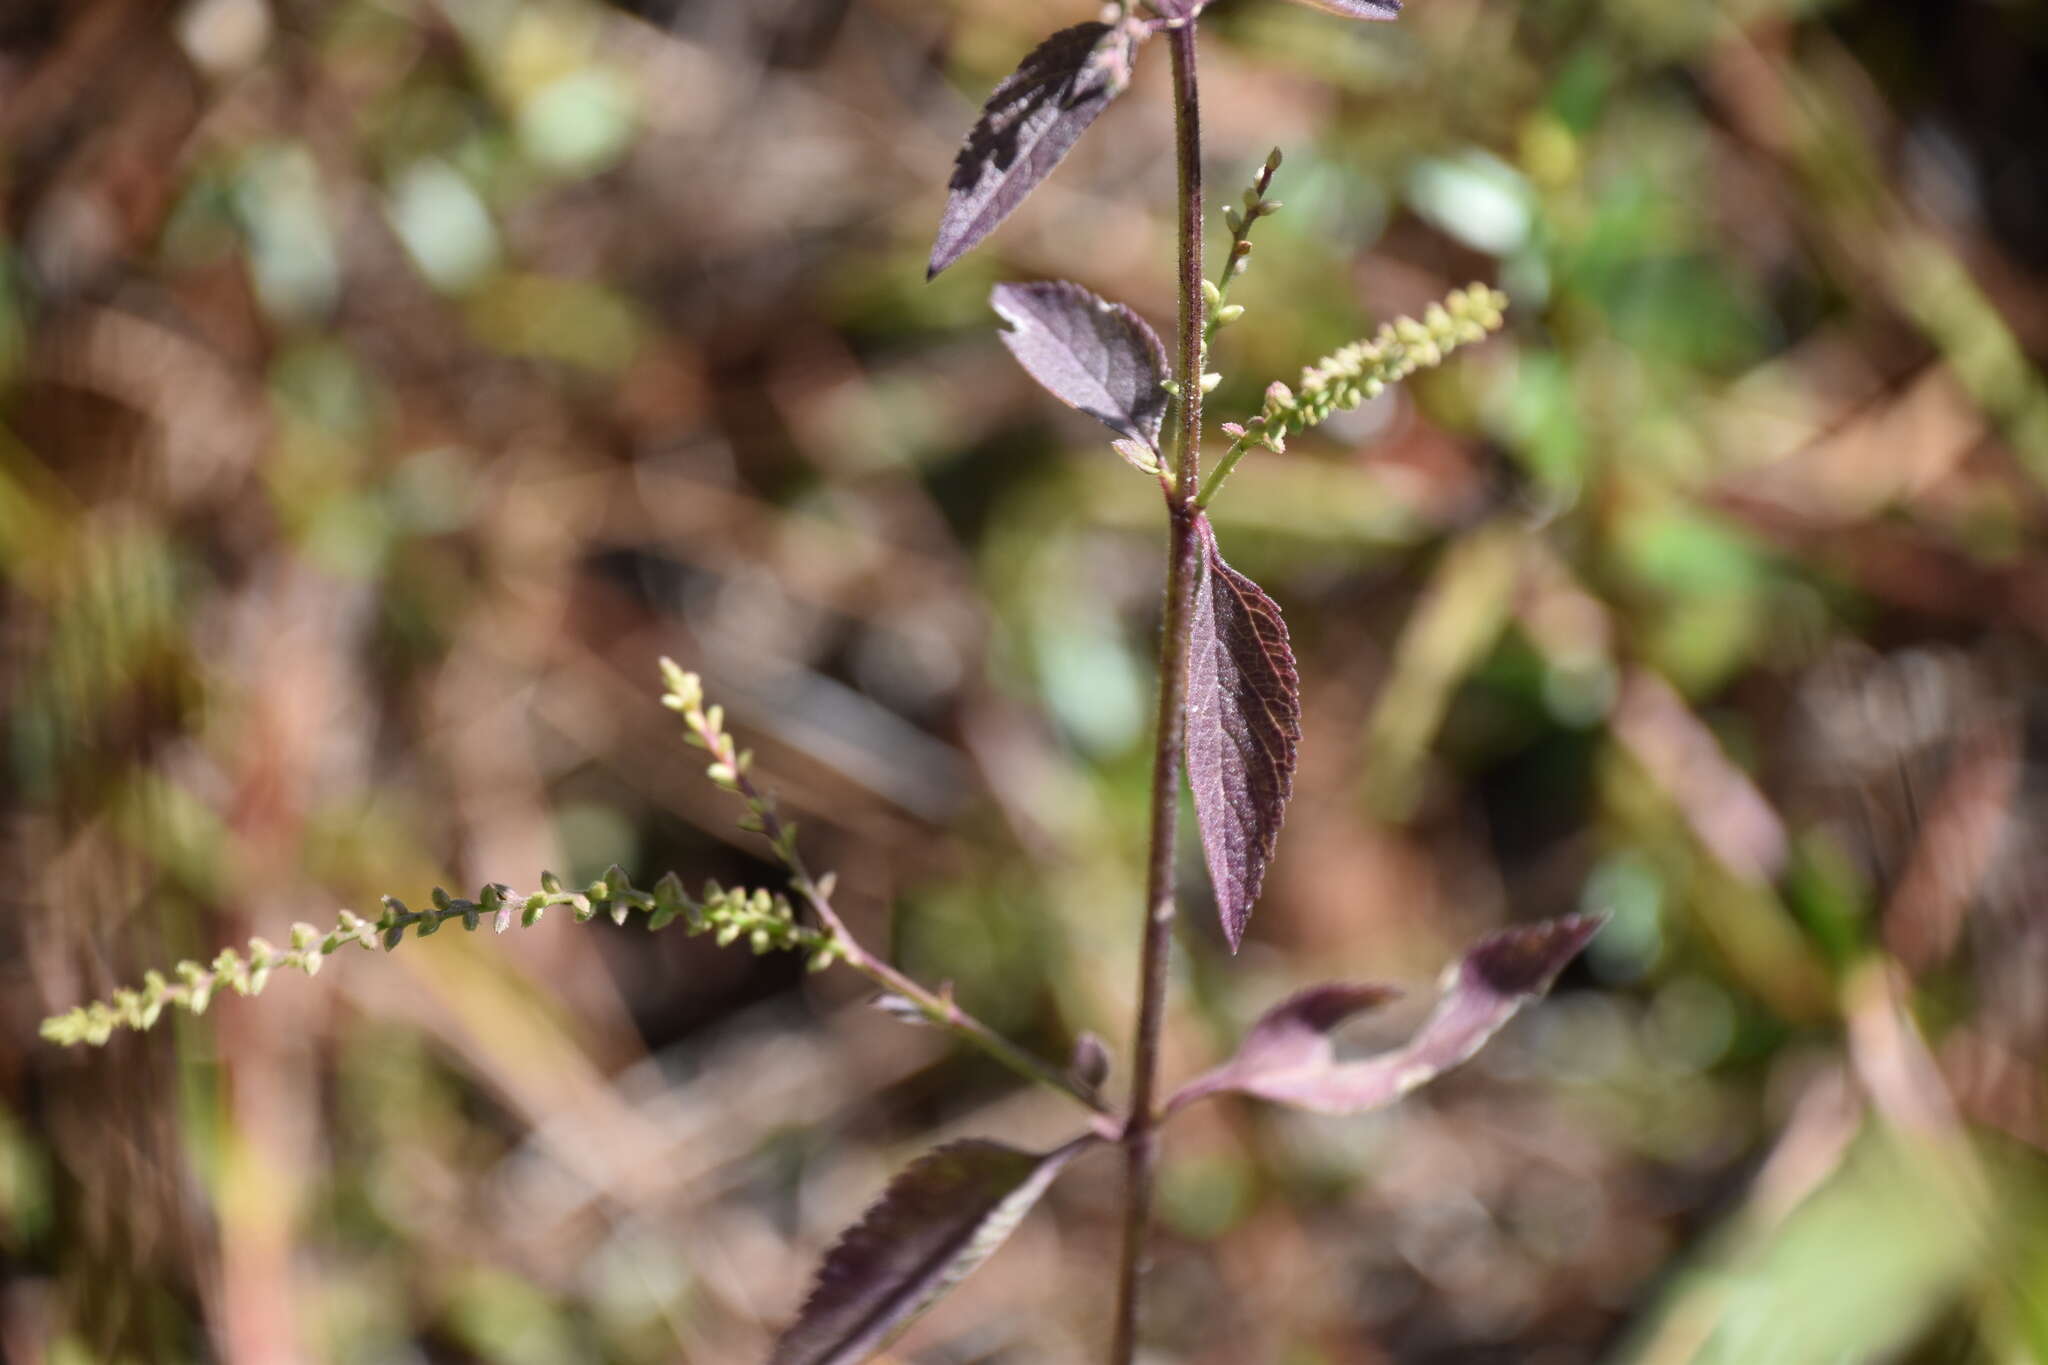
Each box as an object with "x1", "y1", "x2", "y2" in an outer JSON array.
[{"x1": 43, "y1": 1, "x2": 1600, "y2": 1360}]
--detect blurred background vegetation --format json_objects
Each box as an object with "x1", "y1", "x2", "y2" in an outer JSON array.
[{"x1": 6, "y1": 0, "x2": 2048, "y2": 1360}]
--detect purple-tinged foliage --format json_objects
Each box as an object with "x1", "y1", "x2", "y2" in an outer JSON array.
[
  {"x1": 1202, "y1": 982, "x2": 1403, "y2": 1080},
  {"x1": 1289, "y1": 0, "x2": 1402, "y2": 19},
  {"x1": 1169, "y1": 915, "x2": 1603, "y2": 1114},
  {"x1": 771, "y1": 1137, "x2": 1092, "y2": 1365},
  {"x1": 930, "y1": 21, "x2": 1145, "y2": 278},
  {"x1": 992, "y1": 280, "x2": 1170, "y2": 452},
  {"x1": 1186, "y1": 513, "x2": 1301, "y2": 951}
]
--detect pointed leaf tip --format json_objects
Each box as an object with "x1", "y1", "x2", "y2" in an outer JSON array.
[
  {"x1": 1186, "y1": 513, "x2": 1302, "y2": 951},
  {"x1": 992, "y1": 280, "x2": 1169, "y2": 451},
  {"x1": 1169, "y1": 916, "x2": 1602, "y2": 1117},
  {"x1": 929, "y1": 21, "x2": 1143, "y2": 276},
  {"x1": 1463, "y1": 912, "x2": 1605, "y2": 996},
  {"x1": 771, "y1": 1137, "x2": 1091, "y2": 1365},
  {"x1": 1289, "y1": 0, "x2": 1403, "y2": 18}
]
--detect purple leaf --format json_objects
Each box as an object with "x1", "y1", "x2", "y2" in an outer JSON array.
[
  {"x1": 1286, "y1": 0, "x2": 1403, "y2": 19},
  {"x1": 1186, "y1": 513, "x2": 1302, "y2": 951},
  {"x1": 992, "y1": 280, "x2": 1170, "y2": 451},
  {"x1": 930, "y1": 21, "x2": 1143, "y2": 277},
  {"x1": 1168, "y1": 915, "x2": 1604, "y2": 1115},
  {"x1": 771, "y1": 1137, "x2": 1092, "y2": 1365}
]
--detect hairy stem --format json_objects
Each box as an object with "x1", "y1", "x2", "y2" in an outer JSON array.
[{"x1": 1112, "y1": 18, "x2": 1203, "y2": 1363}]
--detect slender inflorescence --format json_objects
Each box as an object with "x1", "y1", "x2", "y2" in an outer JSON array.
[
  {"x1": 1200, "y1": 282, "x2": 1508, "y2": 506},
  {"x1": 45, "y1": 663, "x2": 1113, "y2": 1128},
  {"x1": 40, "y1": 872, "x2": 822, "y2": 1047},
  {"x1": 45, "y1": 5, "x2": 1594, "y2": 1361},
  {"x1": 1197, "y1": 147, "x2": 1284, "y2": 373}
]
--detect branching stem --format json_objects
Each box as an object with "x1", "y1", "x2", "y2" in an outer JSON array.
[
  {"x1": 1196, "y1": 432, "x2": 1255, "y2": 509},
  {"x1": 1112, "y1": 18, "x2": 1204, "y2": 1364},
  {"x1": 670, "y1": 673, "x2": 1117, "y2": 1122},
  {"x1": 802, "y1": 884, "x2": 1121, "y2": 1131}
]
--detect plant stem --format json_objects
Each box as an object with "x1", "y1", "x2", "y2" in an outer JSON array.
[
  {"x1": 1196, "y1": 433, "x2": 1254, "y2": 509},
  {"x1": 1111, "y1": 17, "x2": 1204, "y2": 1363},
  {"x1": 680, "y1": 692, "x2": 1117, "y2": 1120},
  {"x1": 794, "y1": 879, "x2": 1118, "y2": 1124}
]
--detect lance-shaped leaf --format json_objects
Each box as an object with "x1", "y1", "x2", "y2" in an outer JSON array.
[
  {"x1": 930, "y1": 21, "x2": 1143, "y2": 277},
  {"x1": 771, "y1": 1136, "x2": 1092, "y2": 1365},
  {"x1": 1168, "y1": 915, "x2": 1603, "y2": 1115},
  {"x1": 1186, "y1": 513, "x2": 1302, "y2": 951},
  {"x1": 992, "y1": 280, "x2": 1169, "y2": 451},
  {"x1": 1287, "y1": 0, "x2": 1403, "y2": 19}
]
